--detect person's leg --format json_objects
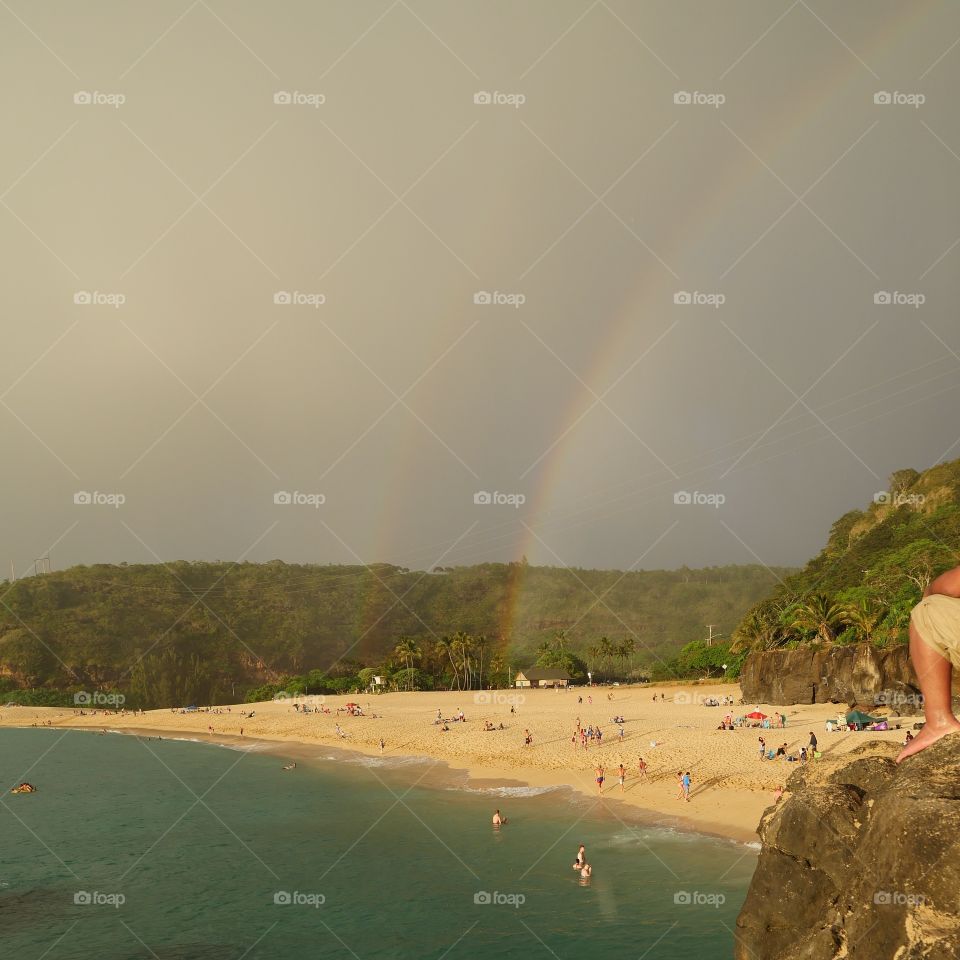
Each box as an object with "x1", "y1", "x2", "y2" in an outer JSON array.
[{"x1": 898, "y1": 621, "x2": 960, "y2": 761}]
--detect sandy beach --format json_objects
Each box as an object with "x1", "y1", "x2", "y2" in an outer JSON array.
[{"x1": 0, "y1": 684, "x2": 914, "y2": 842}]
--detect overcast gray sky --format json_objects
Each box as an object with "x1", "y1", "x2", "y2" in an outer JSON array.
[{"x1": 2, "y1": 0, "x2": 959, "y2": 577}]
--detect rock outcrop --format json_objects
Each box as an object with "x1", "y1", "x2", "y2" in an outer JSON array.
[
  {"x1": 740, "y1": 644, "x2": 918, "y2": 706},
  {"x1": 736, "y1": 737, "x2": 960, "y2": 959}
]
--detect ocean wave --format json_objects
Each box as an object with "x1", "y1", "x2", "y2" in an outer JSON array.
[
  {"x1": 346, "y1": 754, "x2": 434, "y2": 768},
  {"x1": 223, "y1": 741, "x2": 272, "y2": 753},
  {"x1": 450, "y1": 784, "x2": 562, "y2": 798}
]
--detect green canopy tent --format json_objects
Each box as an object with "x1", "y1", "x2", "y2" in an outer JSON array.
[{"x1": 845, "y1": 710, "x2": 878, "y2": 729}]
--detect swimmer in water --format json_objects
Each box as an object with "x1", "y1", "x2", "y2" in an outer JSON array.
[
  {"x1": 282, "y1": 762, "x2": 296, "y2": 771},
  {"x1": 572, "y1": 843, "x2": 585, "y2": 870},
  {"x1": 580, "y1": 862, "x2": 592, "y2": 879},
  {"x1": 492, "y1": 809, "x2": 507, "y2": 826}
]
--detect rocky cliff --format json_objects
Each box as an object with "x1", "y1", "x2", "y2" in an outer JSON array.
[
  {"x1": 740, "y1": 644, "x2": 918, "y2": 706},
  {"x1": 736, "y1": 737, "x2": 960, "y2": 959}
]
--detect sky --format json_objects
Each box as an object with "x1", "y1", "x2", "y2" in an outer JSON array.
[{"x1": 1, "y1": 0, "x2": 959, "y2": 578}]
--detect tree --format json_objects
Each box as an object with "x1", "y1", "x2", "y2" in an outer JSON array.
[
  {"x1": 789, "y1": 595, "x2": 843, "y2": 645},
  {"x1": 838, "y1": 599, "x2": 886, "y2": 644},
  {"x1": 393, "y1": 637, "x2": 421, "y2": 690},
  {"x1": 435, "y1": 635, "x2": 460, "y2": 690}
]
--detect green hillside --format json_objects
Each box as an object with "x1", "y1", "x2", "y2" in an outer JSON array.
[
  {"x1": 731, "y1": 457, "x2": 960, "y2": 655},
  {"x1": 0, "y1": 559, "x2": 789, "y2": 706}
]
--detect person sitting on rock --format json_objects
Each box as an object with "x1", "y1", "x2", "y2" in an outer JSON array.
[{"x1": 898, "y1": 563, "x2": 960, "y2": 761}]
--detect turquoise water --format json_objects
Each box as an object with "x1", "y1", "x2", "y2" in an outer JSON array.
[{"x1": 1, "y1": 730, "x2": 754, "y2": 958}]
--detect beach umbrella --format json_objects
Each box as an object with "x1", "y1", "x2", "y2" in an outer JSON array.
[
  {"x1": 845, "y1": 710, "x2": 877, "y2": 726},
  {"x1": 744, "y1": 711, "x2": 767, "y2": 720}
]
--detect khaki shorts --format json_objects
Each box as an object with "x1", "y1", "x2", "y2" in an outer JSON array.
[{"x1": 911, "y1": 594, "x2": 960, "y2": 669}]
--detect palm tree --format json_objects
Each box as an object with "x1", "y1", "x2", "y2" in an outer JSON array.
[
  {"x1": 790, "y1": 595, "x2": 843, "y2": 645},
  {"x1": 489, "y1": 653, "x2": 505, "y2": 688},
  {"x1": 393, "y1": 636, "x2": 421, "y2": 690},
  {"x1": 596, "y1": 636, "x2": 614, "y2": 678},
  {"x1": 731, "y1": 608, "x2": 783, "y2": 653},
  {"x1": 452, "y1": 632, "x2": 473, "y2": 690},
  {"x1": 435, "y1": 635, "x2": 459, "y2": 690},
  {"x1": 615, "y1": 637, "x2": 636, "y2": 677},
  {"x1": 838, "y1": 599, "x2": 886, "y2": 644},
  {"x1": 475, "y1": 634, "x2": 488, "y2": 689}
]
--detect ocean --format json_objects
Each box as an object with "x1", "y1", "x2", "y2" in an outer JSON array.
[{"x1": 1, "y1": 729, "x2": 755, "y2": 958}]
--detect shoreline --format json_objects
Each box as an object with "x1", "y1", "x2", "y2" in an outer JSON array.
[
  {"x1": 1, "y1": 683, "x2": 913, "y2": 845},
  {"x1": 48, "y1": 722, "x2": 765, "y2": 844}
]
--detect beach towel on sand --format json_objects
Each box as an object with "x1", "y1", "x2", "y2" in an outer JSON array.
[{"x1": 912, "y1": 594, "x2": 960, "y2": 669}]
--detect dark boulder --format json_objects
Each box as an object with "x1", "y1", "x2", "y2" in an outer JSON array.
[
  {"x1": 740, "y1": 644, "x2": 919, "y2": 707},
  {"x1": 736, "y1": 737, "x2": 960, "y2": 959}
]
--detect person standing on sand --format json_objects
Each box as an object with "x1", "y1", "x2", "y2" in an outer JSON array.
[
  {"x1": 618, "y1": 763, "x2": 626, "y2": 791},
  {"x1": 637, "y1": 757, "x2": 648, "y2": 780},
  {"x1": 379, "y1": 738, "x2": 385, "y2": 753},
  {"x1": 758, "y1": 735, "x2": 766, "y2": 759},
  {"x1": 682, "y1": 771, "x2": 691, "y2": 802},
  {"x1": 898, "y1": 563, "x2": 960, "y2": 761},
  {"x1": 675, "y1": 771, "x2": 685, "y2": 800},
  {"x1": 595, "y1": 765, "x2": 605, "y2": 795}
]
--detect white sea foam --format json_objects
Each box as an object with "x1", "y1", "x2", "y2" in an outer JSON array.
[
  {"x1": 451, "y1": 784, "x2": 562, "y2": 798},
  {"x1": 346, "y1": 754, "x2": 433, "y2": 768}
]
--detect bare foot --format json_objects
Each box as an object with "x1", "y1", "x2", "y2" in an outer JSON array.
[{"x1": 896, "y1": 721, "x2": 960, "y2": 762}]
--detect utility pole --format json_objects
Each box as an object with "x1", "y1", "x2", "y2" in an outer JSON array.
[
  {"x1": 9, "y1": 560, "x2": 15, "y2": 582},
  {"x1": 705, "y1": 624, "x2": 722, "y2": 647}
]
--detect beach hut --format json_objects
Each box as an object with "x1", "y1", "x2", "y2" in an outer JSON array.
[{"x1": 514, "y1": 668, "x2": 570, "y2": 689}]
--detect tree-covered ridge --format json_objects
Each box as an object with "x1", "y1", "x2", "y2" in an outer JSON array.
[
  {"x1": 0, "y1": 559, "x2": 789, "y2": 706},
  {"x1": 731, "y1": 458, "x2": 960, "y2": 655}
]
